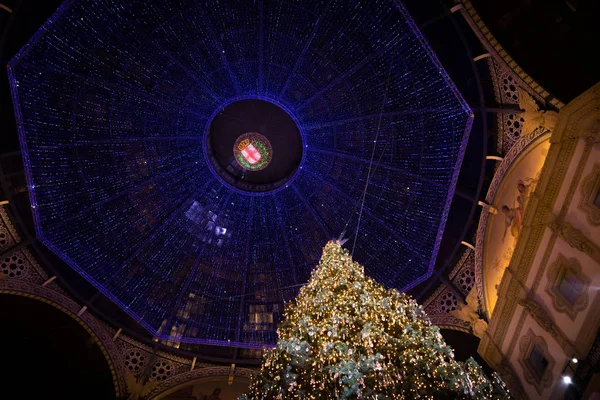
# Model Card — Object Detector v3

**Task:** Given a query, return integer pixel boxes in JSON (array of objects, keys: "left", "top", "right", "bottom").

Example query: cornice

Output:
[
  {"left": 456, "top": 0, "right": 564, "bottom": 110},
  {"left": 485, "top": 82, "right": 600, "bottom": 360}
]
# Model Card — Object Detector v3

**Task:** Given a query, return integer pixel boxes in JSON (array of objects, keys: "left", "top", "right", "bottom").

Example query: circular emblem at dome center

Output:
[
  {"left": 205, "top": 98, "right": 303, "bottom": 193},
  {"left": 233, "top": 132, "right": 272, "bottom": 171}
]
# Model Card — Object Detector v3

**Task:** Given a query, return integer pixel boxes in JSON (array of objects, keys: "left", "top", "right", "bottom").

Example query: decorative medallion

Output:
[
  {"left": 233, "top": 132, "right": 272, "bottom": 171},
  {"left": 545, "top": 253, "right": 590, "bottom": 321}
]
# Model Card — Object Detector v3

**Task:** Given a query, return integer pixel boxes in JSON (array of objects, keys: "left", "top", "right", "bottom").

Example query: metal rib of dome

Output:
[{"left": 9, "top": 0, "right": 472, "bottom": 347}]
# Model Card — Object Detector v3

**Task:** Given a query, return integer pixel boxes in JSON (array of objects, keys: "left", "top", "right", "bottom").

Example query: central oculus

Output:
[
  {"left": 205, "top": 99, "right": 303, "bottom": 193},
  {"left": 233, "top": 132, "right": 272, "bottom": 171}
]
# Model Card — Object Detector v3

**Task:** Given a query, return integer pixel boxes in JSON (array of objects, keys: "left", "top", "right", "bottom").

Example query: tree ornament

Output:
[{"left": 239, "top": 241, "right": 511, "bottom": 399}]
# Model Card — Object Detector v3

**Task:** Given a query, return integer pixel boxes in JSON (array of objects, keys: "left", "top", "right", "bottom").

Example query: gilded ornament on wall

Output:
[
  {"left": 517, "top": 329, "right": 555, "bottom": 396},
  {"left": 545, "top": 254, "right": 590, "bottom": 321},
  {"left": 518, "top": 90, "right": 558, "bottom": 136},
  {"left": 450, "top": 287, "right": 488, "bottom": 339},
  {"left": 579, "top": 165, "right": 600, "bottom": 226}
]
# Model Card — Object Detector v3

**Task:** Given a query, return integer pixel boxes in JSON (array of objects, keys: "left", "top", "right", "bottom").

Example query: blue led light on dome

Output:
[{"left": 9, "top": 0, "right": 472, "bottom": 347}]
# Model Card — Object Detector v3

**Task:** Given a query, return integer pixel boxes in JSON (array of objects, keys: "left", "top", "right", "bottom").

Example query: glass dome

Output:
[{"left": 9, "top": 0, "right": 472, "bottom": 347}]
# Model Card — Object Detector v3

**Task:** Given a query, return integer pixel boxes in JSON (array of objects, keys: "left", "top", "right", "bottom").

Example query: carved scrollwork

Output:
[
  {"left": 450, "top": 287, "right": 488, "bottom": 339},
  {"left": 545, "top": 254, "right": 590, "bottom": 321},
  {"left": 0, "top": 206, "right": 21, "bottom": 252},
  {"left": 548, "top": 218, "right": 600, "bottom": 264},
  {"left": 517, "top": 329, "right": 555, "bottom": 396},
  {"left": 145, "top": 366, "right": 256, "bottom": 399},
  {"left": 579, "top": 164, "right": 600, "bottom": 226},
  {"left": 423, "top": 284, "right": 470, "bottom": 333},
  {"left": 518, "top": 90, "right": 558, "bottom": 137}
]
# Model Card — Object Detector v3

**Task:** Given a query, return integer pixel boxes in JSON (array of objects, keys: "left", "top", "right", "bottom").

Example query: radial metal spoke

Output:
[
  {"left": 294, "top": 36, "right": 401, "bottom": 113},
  {"left": 304, "top": 166, "right": 426, "bottom": 263},
  {"left": 291, "top": 184, "right": 332, "bottom": 240},
  {"left": 47, "top": 160, "right": 199, "bottom": 229},
  {"left": 302, "top": 107, "right": 452, "bottom": 130},
  {"left": 277, "top": 0, "right": 342, "bottom": 98},
  {"left": 309, "top": 147, "right": 452, "bottom": 191}
]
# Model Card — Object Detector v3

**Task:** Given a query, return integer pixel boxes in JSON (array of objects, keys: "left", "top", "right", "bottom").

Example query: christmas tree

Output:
[{"left": 240, "top": 241, "right": 510, "bottom": 399}]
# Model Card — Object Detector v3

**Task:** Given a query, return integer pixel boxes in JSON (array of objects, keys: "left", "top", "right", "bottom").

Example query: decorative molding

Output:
[
  {"left": 503, "top": 231, "right": 559, "bottom": 363},
  {"left": 579, "top": 164, "right": 600, "bottom": 226},
  {"left": 495, "top": 362, "right": 528, "bottom": 400},
  {"left": 423, "top": 283, "right": 470, "bottom": 332},
  {"left": 547, "top": 218, "right": 600, "bottom": 265},
  {"left": 484, "top": 129, "right": 549, "bottom": 206},
  {"left": 517, "top": 295, "right": 570, "bottom": 351},
  {"left": 0, "top": 279, "right": 127, "bottom": 397},
  {"left": 449, "top": 248, "right": 473, "bottom": 280},
  {"left": 1, "top": 247, "right": 53, "bottom": 287},
  {"left": 120, "top": 344, "right": 152, "bottom": 378},
  {"left": 487, "top": 58, "right": 524, "bottom": 153},
  {"left": 0, "top": 208, "right": 260, "bottom": 399},
  {"left": 475, "top": 129, "right": 549, "bottom": 318},
  {"left": 545, "top": 254, "right": 591, "bottom": 321},
  {"left": 449, "top": 248, "right": 476, "bottom": 297},
  {"left": 485, "top": 80, "right": 599, "bottom": 344},
  {"left": 518, "top": 90, "right": 558, "bottom": 137},
  {"left": 457, "top": 0, "right": 564, "bottom": 110},
  {"left": 487, "top": 58, "right": 520, "bottom": 106},
  {"left": 116, "top": 335, "right": 203, "bottom": 380},
  {"left": 574, "top": 292, "right": 600, "bottom": 357},
  {"left": 0, "top": 268, "right": 227, "bottom": 399},
  {"left": 550, "top": 83, "right": 600, "bottom": 144},
  {"left": 146, "top": 366, "right": 256, "bottom": 399},
  {"left": 0, "top": 205, "right": 21, "bottom": 246},
  {"left": 479, "top": 84, "right": 600, "bottom": 384},
  {"left": 0, "top": 216, "right": 17, "bottom": 253},
  {"left": 496, "top": 137, "right": 581, "bottom": 350},
  {"left": 149, "top": 359, "right": 177, "bottom": 382},
  {"left": 450, "top": 287, "right": 488, "bottom": 339},
  {"left": 518, "top": 329, "right": 556, "bottom": 396}
]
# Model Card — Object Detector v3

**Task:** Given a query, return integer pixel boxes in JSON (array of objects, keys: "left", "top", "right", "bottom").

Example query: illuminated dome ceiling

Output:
[{"left": 9, "top": 0, "right": 472, "bottom": 347}]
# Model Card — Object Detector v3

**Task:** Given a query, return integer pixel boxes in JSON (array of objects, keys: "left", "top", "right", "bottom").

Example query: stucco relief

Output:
[
  {"left": 545, "top": 254, "right": 590, "bottom": 321},
  {"left": 487, "top": 58, "right": 524, "bottom": 154},
  {"left": 450, "top": 287, "right": 488, "bottom": 339},
  {"left": 478, "top": 132, "right": 550, "bottom": 316},
  {"left": 518, "top": 91, "right": 558, "bottom": 137},
  {"left": 578, "top": 164, "right": 600, "bottom": 226},
  {"left": 517, "top": 329, "right": 555, "bottom": 396},
  {"left": 147, "top": 366, "right": 256, "bottom": 399},
  {"left": 423, "top": 284, "right": 470, "bottom": 333},
  {"left": 0, "top": 206, "right": 21, "bottom": 252},
  {"left": 548, "top": 219, "right": 600, "bottom": 264}
]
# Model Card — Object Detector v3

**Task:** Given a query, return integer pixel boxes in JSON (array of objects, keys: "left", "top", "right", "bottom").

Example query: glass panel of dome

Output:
[{"left": 9, "top": 0, "right": 472, "bottom": 346}]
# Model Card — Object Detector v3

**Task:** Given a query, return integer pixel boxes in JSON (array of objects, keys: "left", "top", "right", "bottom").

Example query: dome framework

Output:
[{"left": 9, "top": 0, "right": 472, "bottom": 347}]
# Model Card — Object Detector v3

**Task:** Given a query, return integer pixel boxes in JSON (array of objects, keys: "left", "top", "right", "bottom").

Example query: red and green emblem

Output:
[{"left": 233, "top": 132, "right": 272, "bottom": 171}]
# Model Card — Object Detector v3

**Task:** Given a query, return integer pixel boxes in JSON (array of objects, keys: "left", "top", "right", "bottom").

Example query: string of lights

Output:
[{"left": 9, "top": 0, "right": 472, "bottom": 347}]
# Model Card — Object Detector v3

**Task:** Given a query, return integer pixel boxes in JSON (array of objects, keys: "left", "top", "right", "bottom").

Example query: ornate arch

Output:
[
  {"left": 147, "top": 366, "right": 256, "bottom": 399},
  {"left": 475, "top": 129, "right": 549, "bottom": 318},
  {"left": 0, "top": 279, "right": 127, "bottom": 397}
]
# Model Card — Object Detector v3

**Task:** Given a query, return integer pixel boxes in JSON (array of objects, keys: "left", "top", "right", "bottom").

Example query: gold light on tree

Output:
[{"left": 240, "top": 241, "right": 511, "bottom": 399}]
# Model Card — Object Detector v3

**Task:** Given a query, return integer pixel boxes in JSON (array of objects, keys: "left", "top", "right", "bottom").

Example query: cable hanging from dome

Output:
[{"left": 347, "top": 56, "right": 396, "bottom": 256}]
